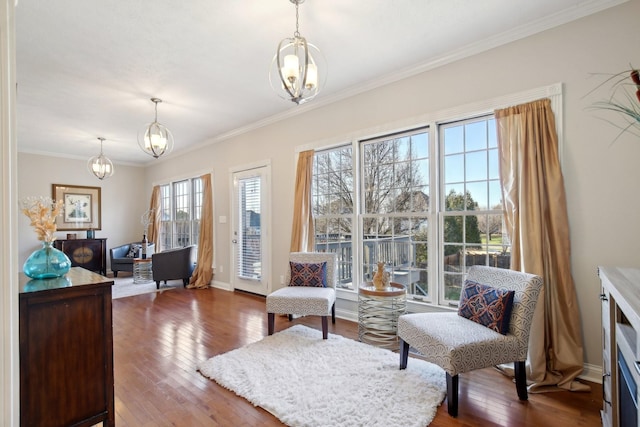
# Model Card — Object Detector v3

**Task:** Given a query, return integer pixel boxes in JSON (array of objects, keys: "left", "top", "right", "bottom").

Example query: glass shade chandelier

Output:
[
  {"left": 138, "top": 97, "right": 174, "bottom": 158},
  {"left": 87, "top": 137, "right": 114, "bottom": 180},
  {"left": 269, "top": 0, "right": 326, "bottom": 104}
]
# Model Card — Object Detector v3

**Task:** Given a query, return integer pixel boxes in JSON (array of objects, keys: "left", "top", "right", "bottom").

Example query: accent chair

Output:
[
  {"left": 151, "top": 245, "right": 196, "bottom": 289},
  {"left": 398, "top": 265, "right": 543, "bottom": 417},
  {"left": 266, "top": 252, "right": 338, "bottom": 339}
]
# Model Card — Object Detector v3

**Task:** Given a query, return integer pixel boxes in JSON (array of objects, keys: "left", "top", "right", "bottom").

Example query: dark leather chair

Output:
[
  {"left": 110, "top": 242, "right": 155, "bottom": 277},
  {"left": 151, "top": 245, "right": 196, "bottom": 289}
]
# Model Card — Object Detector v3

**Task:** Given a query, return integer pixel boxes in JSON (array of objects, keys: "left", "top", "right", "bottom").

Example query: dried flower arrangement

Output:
[
  {"left": 20, "top": 196, "right": 64, "bottom": 243},
  {"left": 589, "top": 66, "right": 640, "bottom": 142},
  {"left": 141, "top": 208, "right": 154, "bottom": 235}
]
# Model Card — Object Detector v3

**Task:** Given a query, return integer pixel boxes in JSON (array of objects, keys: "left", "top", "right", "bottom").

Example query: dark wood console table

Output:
[
  {"left": 19, "top": 267, "right": 114, "bottom": 426},
  {"left": 54, "top": 237, "right": 107, "bottom": 275}
]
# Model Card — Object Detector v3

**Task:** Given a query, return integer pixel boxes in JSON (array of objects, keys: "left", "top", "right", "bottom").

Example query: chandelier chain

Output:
[{"left": 294, "top": 1, "right": 300, "bottom": 38}]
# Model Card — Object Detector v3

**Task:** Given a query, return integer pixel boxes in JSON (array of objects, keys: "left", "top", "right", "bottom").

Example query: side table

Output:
[
  {"left": 358, "top": 282, "right": 407, "bottom": 349},
  {"left": 133, "top": 258, "right": 153, "bottom": 284}
]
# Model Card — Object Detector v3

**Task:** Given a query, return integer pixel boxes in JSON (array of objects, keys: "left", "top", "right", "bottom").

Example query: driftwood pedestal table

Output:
[{"left": 358, "top": 282, "right": 407, "bottom": 349}]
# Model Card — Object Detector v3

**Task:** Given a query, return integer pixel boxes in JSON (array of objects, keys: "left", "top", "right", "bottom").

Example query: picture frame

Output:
[{"left": 51, "top": 184, "right": 101, "bottom": 231}]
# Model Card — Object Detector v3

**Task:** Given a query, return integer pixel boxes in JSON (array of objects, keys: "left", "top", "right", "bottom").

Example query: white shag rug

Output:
[
  {"left": 111, "top": 276, "right": 183, "bottom": 299},
  {"left": 198, "top": 324, "right": 446, "bottom": 427}
]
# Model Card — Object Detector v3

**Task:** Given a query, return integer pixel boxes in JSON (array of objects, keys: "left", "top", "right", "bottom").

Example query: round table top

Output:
[
  {"left": 359, "top": 282, "right": 406, "bottom": 297},
  {"left": 133, "top": 258, "right": 152, "bottom": 264}
]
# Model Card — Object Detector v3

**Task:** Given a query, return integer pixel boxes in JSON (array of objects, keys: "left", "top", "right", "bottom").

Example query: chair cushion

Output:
[
  {"left": 266, "top": 286, "right": 336, "bottom": 316},
  {"left": 458, "top": 280, "right": 514, "bottom": 335},
  {"left": 398, "top": 312, "right": 521, "bottom": 375},
  {"left": 289, "top": 262, "right": 327, "bottom": 287}
]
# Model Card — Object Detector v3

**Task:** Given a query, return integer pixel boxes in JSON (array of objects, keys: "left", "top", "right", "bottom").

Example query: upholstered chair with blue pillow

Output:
[
  {"left": 266, "top": 252, "right": 338, "bottom": 339},
  {"left": 398, "top": 265, "right": 543, "bottom": 417}
]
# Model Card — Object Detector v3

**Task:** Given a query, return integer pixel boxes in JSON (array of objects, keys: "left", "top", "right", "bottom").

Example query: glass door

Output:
[{"left": 231, "top": 165, "right": 270, "bottom": 295}]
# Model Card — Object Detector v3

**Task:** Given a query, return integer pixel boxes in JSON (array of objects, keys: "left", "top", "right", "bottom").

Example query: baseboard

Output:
[
  {"left": 336, "top": 308, "right": 357, "bottom": 323},
  {"left": 579, "top": 362, "right": 602, "bottom": 384},
  {"left": 212, "top": 280, "right": 232, "bottom": 291}
]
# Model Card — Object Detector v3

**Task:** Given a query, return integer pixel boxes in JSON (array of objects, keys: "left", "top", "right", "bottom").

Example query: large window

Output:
[
  {"left": 361, "top": 129, "right": 430, "bottom": 297},
  {"left": 312, "top": 116, "right": 509, "bottom": 307},
  {"left": 313, "top": 146, "right": 354, "bottom": 288},
  {"left": 159, "top": 176, "right": 203, "bottom": 250},
  {"left": 440, "top": 116, "right": 509, "bottom": 306}
]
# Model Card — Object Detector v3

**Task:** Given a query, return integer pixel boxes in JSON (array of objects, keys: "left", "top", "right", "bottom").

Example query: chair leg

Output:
[
  {"left": 399, "top": 339, "right": 409, "bottom": 369},
  {"left": 321, "top": 316, "right": 328, "bottom": 339},
  {"left": 515, "top": 360, "right": 528, "bottom": 400},
  {"left": 156, "top": 281, "right": 160, "bottom": 290},
  {"left": 113, "top": 271, "right": 118, "bottom": 278},
  {"left": 288, "top": 314, "right": 293, "bottom": 322},
  {"left": 446, "top": 373, "right": 459, "bottom": 417},
  {"left": 267, "top": 313, "right": 275, "bottom": 335},
  {"left": 331, "top": 303, "right": 336, "bottom": 324}
]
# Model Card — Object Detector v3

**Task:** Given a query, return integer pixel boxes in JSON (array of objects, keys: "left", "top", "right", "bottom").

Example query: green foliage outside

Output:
[{"left": 443, "top": 189, "right": 481, "bottom": 256}]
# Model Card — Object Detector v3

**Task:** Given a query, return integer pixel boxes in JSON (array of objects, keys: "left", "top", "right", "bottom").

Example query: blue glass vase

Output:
[{"left": 23, "top": 241, "right": 71, "bottom": 279}]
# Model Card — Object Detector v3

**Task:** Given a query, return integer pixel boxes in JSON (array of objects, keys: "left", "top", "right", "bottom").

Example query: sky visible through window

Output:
[{"left": 443, "top": 118, "right": 499, "bottom": 210}]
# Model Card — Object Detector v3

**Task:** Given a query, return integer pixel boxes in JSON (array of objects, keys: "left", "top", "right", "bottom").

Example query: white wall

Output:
[
  {"left": 17, "top": 153, "right": 148, "bottom": 269},
  {"left": 16, "top": 0, "right": 640, "bottom": 376}
]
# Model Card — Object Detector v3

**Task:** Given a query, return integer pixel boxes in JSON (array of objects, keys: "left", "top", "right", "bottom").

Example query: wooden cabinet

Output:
[
  {"left": 19, "top": 267, "right": 114, "bottom": 427},
  {"left": 599, "top": 267, "right": 640, "bottom": 427},
  {"left": 54, "top": 238, "right": 107, "bottom": 275}
]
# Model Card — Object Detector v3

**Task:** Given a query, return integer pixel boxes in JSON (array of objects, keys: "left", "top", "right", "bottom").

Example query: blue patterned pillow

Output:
[
  {"left": 288, "top": 262, "right": 327, "bottom": 287},
  {"left": 457, "top": 279, "right": 515, "bottom": 335}
]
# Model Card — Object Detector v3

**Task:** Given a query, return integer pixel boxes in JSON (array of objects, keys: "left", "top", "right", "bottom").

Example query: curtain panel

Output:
[
  {"left": 495, "top": 98, "right": 587, "bottom": 392},
  {"left": 147, "top": 185, "right": 161, "bottom": 251},
  {"left": 290, "top": 150, "right": 315, "bottom": 252},
  {"left": 188, "top": 173, "right": 214, "bottom": 289}
]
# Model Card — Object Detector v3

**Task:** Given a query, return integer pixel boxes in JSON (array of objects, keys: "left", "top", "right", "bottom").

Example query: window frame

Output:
[
  {"left": 438, "top": 115, "right": 508, "bottom": 307},
  {"left": 307, "top": 83, "right": 562, "bottom": 309},
  {"left": 159, "top": 175, "right": 203, "bottom": 250}
]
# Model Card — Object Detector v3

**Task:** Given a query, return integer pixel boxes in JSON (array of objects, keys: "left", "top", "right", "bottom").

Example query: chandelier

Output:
[
  {"left": 269, "top": 0, "right": 326, "bottom": 104},
  {"left": 138, "top": 97, "right": 174, "bottom": 158},
  {"left": 87, "top": 137, "right": 114, "bottom": 180}
]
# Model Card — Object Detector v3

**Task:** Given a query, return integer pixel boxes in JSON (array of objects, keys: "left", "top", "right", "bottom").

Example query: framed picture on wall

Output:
[{"left": 51, "top": 184, "right": 101, "bottom": 231}]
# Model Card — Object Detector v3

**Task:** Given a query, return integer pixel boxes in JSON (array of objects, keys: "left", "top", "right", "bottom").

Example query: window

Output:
[
  {"left": 159, "top": 176, "right": 203, "bottom": 250},
  {"left": 311, "top": 117, "right": 509, "bottom": 307},
  {"left": 313, "top": 146, "right": 354, "bottom": 288},
  {"left": 361, "top": 129, "right": 430, "bottom": 297},
  {"left": 237, "top": 174, "right": 261, "bottom": 280},
  {"left": 440, "top": 116, "right": 509, "bottom": 306},
  {"left": 309, "top": 85, "right": 562, "bottom": 307}
]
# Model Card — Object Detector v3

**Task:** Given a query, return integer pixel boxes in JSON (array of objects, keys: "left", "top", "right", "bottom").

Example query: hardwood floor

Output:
[{"left": 112, "top": 286, "right": 602, "bottom": 426}]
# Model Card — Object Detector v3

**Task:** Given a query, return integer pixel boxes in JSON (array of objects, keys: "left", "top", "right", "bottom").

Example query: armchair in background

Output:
[
  {"left": 151, "top": 245, "right": 196, "bottom": 289},
  {"left": 110, "top": 241, "right": 155, "bottom": 277}
]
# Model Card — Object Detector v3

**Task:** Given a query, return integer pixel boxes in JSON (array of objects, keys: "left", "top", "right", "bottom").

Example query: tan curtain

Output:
[
  {"left": 188, "top": 173, "right": 214, "bottom": 289},
  {"left": 147, "top": 185, "right": 161, "bottom": 251},
  {"left": 495, "top": 98, "right": 588, "bottom": 392},
  {"left": 290, "top": 150, "right": 315, "bottom": 252}
]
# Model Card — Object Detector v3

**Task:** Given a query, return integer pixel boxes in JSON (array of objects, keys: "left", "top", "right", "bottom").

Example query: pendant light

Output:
[
  {"left": 87, "top": 137, "right": 114, "bottom": 180},
  {"left": 138, "top": 97, "right": 174, "bottom": 158},
  {"left": 269, "top": 0, "right": 326, "bottom": 104}
]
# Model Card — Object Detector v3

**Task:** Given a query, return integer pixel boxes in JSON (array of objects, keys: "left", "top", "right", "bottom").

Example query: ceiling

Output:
[{"left": 15, "top": 0, "right": 624, "bottom": 166}]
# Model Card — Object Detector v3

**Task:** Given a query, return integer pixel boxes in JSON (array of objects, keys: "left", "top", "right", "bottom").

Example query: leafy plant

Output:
[{"left": 589, "top": 66, "right": 640, "bottom": 142}]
